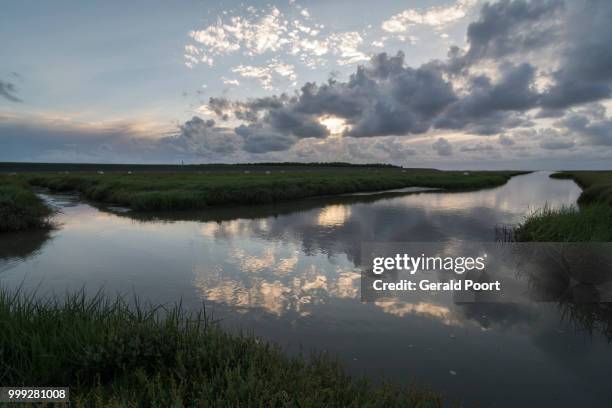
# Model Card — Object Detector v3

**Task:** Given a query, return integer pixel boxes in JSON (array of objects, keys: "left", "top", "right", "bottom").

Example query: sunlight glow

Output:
[
  {"left": 317, "top": 205, "right": 351, "bottom": 227},
  {"left": 319, "top": 115, "right": 349, "bottom": 136}
]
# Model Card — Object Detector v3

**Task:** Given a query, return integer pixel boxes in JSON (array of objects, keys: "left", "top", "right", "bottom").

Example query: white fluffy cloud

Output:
[
  {"left": 382, "top": 0, "right": 478, "bottom": 33},
  {"left": 5, "top": 0, "right": 612, "bottom": 168},
  {"left": 328, "top": 32, "right": 369, "bottom": 65},
  {"left": 232, "top": 60, "right": 297, "bottom": 90},
  {"left": 221, "top": 77, "right": 240, "bottom": 86},
  {"left": 184, "top": 4, "right": 371, "bottom": 88},
  {"left": 188, "top": 7, "right": 287, "bottom": 61}
]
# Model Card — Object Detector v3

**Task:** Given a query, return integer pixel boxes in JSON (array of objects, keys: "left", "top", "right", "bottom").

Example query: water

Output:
[{"left": 2, "top": 171, "right": 611, "bottom": 406}]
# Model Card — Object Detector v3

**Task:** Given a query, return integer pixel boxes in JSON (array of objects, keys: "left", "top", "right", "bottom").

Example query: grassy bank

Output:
[
  {"left": 0, "top": 289, "right": 442, "bottom": 407},
  {"left": 0, "top": 176, "right": 52, "bottom": 232},
  {"left": 514, "top": 204, "right": 612, "bottom": 241},
  {"left": 515, "top": 171, "right": 612, "bottom": 242},
  {"left": 550, "top": 171, "right": 612, "bottom": 205},
  {"left": 25, "top": 170, "right": 524, "bottom": 211}
]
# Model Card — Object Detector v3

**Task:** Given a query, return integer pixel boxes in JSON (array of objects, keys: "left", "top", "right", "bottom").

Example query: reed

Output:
[
  {"left": 515, "top": 204, "right": 612, "bottom": 242},
  {"left": 516, "top": 171, "right": 612, "bottom": 242},
  {"left": 24, "top": 170, "right": 524, "bottom": 211},
  {"left": 0, "top": 176, "right": 52, "bottom": 232},
  {"left": 0, "top": 288, "right": 442, "bottom": 407}
]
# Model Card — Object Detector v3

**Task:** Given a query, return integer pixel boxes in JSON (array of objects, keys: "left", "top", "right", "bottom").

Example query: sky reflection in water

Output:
[{"left": 2, "top": 172, "right": 611, "bottom": 407}]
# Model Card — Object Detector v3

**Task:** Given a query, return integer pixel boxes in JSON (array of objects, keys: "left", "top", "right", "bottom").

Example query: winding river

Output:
[{"left": 2, "top": 171, "right": 611, "bottom": 407}]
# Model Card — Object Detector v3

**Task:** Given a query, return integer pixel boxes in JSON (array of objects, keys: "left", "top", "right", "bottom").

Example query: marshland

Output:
[
  {"left": 0, "top": 177, "right": 52, "bottom": 232},
  {"left": 20, "top": 167, "right": 523, "bottom": 211},
  {"left": 1, "top": 165, "right": 612, "bottom": 407},
  {"left": 0, "top": 289, "right": 441, "bottom": 407},
  {"left": 515, "top": 171, "right": 612, "bottom": 241}
]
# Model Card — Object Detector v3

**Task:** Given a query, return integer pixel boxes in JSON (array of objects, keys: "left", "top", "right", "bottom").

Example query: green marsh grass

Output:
[
  {"left": 0, "top": 176, "right": 52, "bottom": 232},
  {"left": 25, "top": 170, "right": 524, "bottom": 211},
  {"left": 515, "top": 204, "right": 612, "bottom": 242},
  {"left": 0, "top": 288, "right": 442, "bottom": 407},
  {"left": 516, "top": 171, "right": 612, "bottom": 242},
  {"left": 551, "top": 171, "right": 612, "bottom": 205}
]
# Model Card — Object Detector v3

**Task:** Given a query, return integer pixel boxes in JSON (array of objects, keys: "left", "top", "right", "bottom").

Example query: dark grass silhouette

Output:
[{"left": 0, "top": 288, "right": 444, "bottom": 407}]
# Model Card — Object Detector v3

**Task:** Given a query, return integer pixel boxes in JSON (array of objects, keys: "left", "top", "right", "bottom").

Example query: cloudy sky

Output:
[{"left": 1, "top": 0, "right": 612, "bottom": 169}]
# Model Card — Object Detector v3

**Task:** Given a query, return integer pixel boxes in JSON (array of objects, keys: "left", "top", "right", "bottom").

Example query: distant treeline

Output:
[
  {"left": 241, "top": 162, "right": 400, "bottom": 168},
  {"left": 0, "top": 161, "right": 412, "bottom": 174}
]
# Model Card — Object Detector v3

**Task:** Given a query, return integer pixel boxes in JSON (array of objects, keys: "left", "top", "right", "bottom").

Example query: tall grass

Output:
[
  {"left": 551, "top": 171, "right": 612, "bottom": 205},
  {"left": 516, "top": 171, "right": 612, "bottom": 242},
  {"left": 25, "top": 170, "right": 524, "bottom": 211},
  {"left": 0, "top": 176, "right": 52, "bottom": 232},
  {"left": 515, "top": 204, "right": 612, "bottom": 242},
  {"left": 0, "top": 288, "right": 443, "bottom": 407}
]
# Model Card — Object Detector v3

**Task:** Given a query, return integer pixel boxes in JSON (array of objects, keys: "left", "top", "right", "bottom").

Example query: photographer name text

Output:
[
  {"left": 372, "top": 279, "right": 501, "bottom": 292},
  {"left": 370, "top": 253, "right": 501, "bottom": 292}
]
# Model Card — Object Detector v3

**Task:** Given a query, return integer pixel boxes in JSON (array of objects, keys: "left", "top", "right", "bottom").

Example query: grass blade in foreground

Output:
[
  {"left": 0, "top": 288, "right": 443, "bottom": 407},
  {"left": 515, "top": 171, "right": 612, "bottom": 242},
  {"left": 0, "top": 176, "right": 52, "bottom": 232}
]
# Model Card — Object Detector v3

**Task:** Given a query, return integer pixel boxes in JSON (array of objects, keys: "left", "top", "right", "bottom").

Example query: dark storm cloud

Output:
[
  {"left": 452, "top": 0, "right": 612, "bottom": 111},
  {"left": 234, "top": 124, "right": 297, "bottom": 153},
  {"left": 539, "top": 138, "right": 575, "bottom": 150},
  {"left": 559, "top": 112, "right": 612, "bottom": 146},
  {"left": 292, "top": 81, "right": 364, "bottom": 119},
  {"left": 208, "top": 97, "right": 232, "bottom": 121},
  {"left": 208, "top": 95, "right": 290, "bottom": 123},
  {"left": 232, "top": 52, "right": 457, "bottom": 141},
  {"left": 498, "top": 134, "right": 515, "bottom": 146},
  {"left": 231, "top": 95, "right": 289, "bottom": 123},
  {"left": 0, "top": 114, "right": 242, "bottom": 162},
  {"left": 296, "top": 53, "right": 457, "bottom": 138},
  {"left": 5, "top": 0, "right": 610, "bottom": 163},
  {"left": 434, "top": 63, "right": 538, "bottom": 134},
  {"left": 535, "top": 128, "right": 575, "bottom": 150},
  {"left": 447, "top": 0, "right": 612, "bottom": 113},
  {"left": 0, "top": 115, "right": 139, "bottom": 161},
  {"left": 188, "top": 0, "right": 612, "bottom": 156},
  {"left": 541, "top": 78, "right": 611, "bottom": 110},
  {"left": 239, "top": 95, "right": 287, "bottom": 116},
  {"left": 0, "top": 80, "right": 22, "bottom": 102},
  {"left": 205, "top": 52, "right": 535, "bottom": 151},
  {"left": 540, "top": 0, "right": 612, "bottom": 108},
  {"left": 167, "top": 116, "right": 241, "bottom": 156},
  {"left": 432, "top": 137, "right": 453, "bottom": 156},
  {"left": 373, "top": 138, "right": 417, "bottom": 159},
  {"left": 267, "top": 108, "right": 328, "bottom": 138},
  {"left": 449, "top": 0, "right": 564, "bottom": 70},
  {"left": 211, "top": 51, "right": 458, "bottom": 148}
]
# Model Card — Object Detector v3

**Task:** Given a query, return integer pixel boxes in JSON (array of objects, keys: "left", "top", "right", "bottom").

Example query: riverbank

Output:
[
  {"left": 515, "top": 171, "right": 612, "bottom": 241},
  {"left": 0, "top": 288, "right": 442, "bottom": 407},
  {"left": 551, "top": 171, "right": 612, "bottom": 205},
  {"left": 0, "top": 176, "right": 52, "bottom": 232},
  {"left": 24, "top": 169, "right": 525, "bottom": 211}
]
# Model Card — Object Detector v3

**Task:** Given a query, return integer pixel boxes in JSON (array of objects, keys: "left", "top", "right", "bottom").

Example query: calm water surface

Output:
[{"left": 2, "top": 171, "right": 611, "bottom": 407}]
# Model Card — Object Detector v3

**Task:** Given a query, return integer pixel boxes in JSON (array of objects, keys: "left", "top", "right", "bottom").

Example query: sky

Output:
[{"left": 1, "top": 0, "right": 612, "bottom": 169}]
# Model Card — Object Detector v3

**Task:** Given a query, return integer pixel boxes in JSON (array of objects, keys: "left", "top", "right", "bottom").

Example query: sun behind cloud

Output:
[{"left": 318, "top": 115, "right": 349, "bottom": 136}]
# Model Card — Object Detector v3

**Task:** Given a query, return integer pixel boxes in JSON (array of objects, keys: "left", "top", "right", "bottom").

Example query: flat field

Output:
[{"left": 21, "top": 168, "right": 525, "bottom": 211}]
